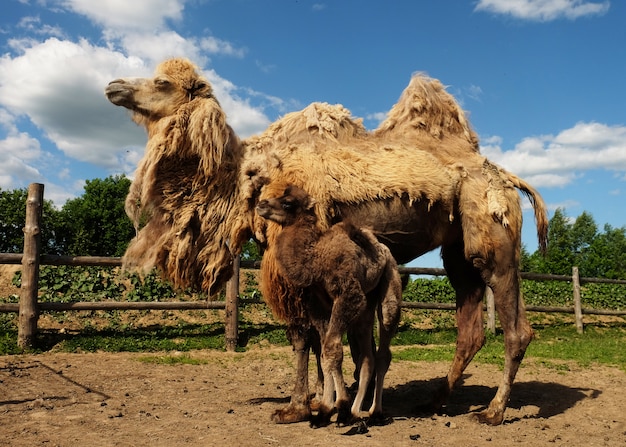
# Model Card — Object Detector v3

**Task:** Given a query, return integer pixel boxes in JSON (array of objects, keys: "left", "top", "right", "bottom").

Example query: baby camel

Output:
[{"left": 256, "top": 183, "right": 402, "bottom": 426}]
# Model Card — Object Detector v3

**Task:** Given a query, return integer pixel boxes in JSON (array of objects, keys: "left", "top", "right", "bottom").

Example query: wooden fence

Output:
[{"left": 1, "top": 183, "right": 626, "bottom": 350}]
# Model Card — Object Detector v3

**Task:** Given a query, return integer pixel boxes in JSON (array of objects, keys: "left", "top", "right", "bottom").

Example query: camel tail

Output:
[{"left": 509, "top": 173, "right": 549, "bottom": 254}]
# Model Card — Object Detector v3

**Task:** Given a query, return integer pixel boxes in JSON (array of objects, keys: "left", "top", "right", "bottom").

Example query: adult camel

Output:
[{"left": 105, "top": 58, "right": 548, "bottom": 426}]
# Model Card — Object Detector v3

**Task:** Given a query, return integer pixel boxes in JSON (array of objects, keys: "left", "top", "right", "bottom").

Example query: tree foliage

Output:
[
  {"left": 525, "top": 208, "right": 626, "bottom": 279},
  {"left": 57, "top": 175, "right": 135, "bottom": 256},
  {"left": 2, "top": 181, "right": 625, "bottom": 280},
  {"left": 0, "top": 187, "right": 62, "bottom": 254},
  {"left": 0, "top": 176, "right": 134, "bottom": 257}
]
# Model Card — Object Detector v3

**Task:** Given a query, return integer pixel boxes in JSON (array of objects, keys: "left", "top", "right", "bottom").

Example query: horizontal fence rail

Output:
[{"left": 1, "top": 183, "right": 625, "bottom": 350}]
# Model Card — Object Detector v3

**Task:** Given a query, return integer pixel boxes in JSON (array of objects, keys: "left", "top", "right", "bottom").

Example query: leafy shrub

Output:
[
  {"left": 125, "top": 270, "right": 177, "bottom": 302},
  {"left": 403, "top": 277, "right": 455, "bottom": 303},
  {"left": 402, "top": 276, "right": 625, "bottom": 310},
  {"left": 13, "top": 265, "right": 125, "bottom": 303}
]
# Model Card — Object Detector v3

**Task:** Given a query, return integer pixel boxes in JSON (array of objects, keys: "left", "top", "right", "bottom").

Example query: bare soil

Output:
[
  {"left": 2, "top": 265, "right": 626, "bottom": 446},
  {"left": 1, "top": 349, "right": 625, "bottom": 447}
]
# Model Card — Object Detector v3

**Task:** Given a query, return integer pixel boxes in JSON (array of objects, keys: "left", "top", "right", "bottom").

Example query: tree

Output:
[
  {"left": 570, "top": 211, "right": 597, "bottom": 275},
  {"left": 58, "top": 175, "right": 135, "bottom": 256},
  {"left": 241, "top": 239, "right": 261, "bottom": 262},
  {"left": 542, "top": 208, "right": 575, "bottom": 275},
  {"left": 585, "top": 224, "right": 626, "bottom": 279},
  {"left": 523, "top": 208, "right": 626, "bottom": 279},
  {"left": 0, "top": 187, "right": 62, "bottom": 254}
]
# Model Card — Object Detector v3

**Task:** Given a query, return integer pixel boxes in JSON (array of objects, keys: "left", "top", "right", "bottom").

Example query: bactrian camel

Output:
[
  {"left": 105, "top": 58, "right": 548, "bottom": 426},
  {"left": 256, "top": 182, "right": 402, "bottom": 426}
]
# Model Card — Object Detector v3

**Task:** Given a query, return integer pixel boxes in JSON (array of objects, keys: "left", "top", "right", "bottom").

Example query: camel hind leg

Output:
[
  {"left": 476, "top": 247, "right": 533, "bottom": 425},
  {"left": 368, "top": 261, "right": 402, "bottom": 420},
  {"left": 444, "top": 209, "right": 533, "bottom": 425},
  {"left": 349, "top": 311, "right": 377, "bottom": 420}
]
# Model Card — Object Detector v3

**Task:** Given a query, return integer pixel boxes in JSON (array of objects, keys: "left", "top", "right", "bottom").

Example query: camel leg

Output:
[
  {"left": 350, "top": 312, "right": 376, "bottom": 419},
  {"left": 369, "top": 264, "right": 402, "bottom": 419},
  {"left": 311, "top": 290, "right": 365, "bottom": 427},
  {"left": 310, "top": 326, "right": 344, "bottom": 428},
  {"left": 432, "top": 242, "right": 486, "bottom": 412},
  {"left": 309, "top": 330, "right": 324, "bottom": 411},
  {"left": 368, "top": 319, "right": 393, "bottom": 419},
  {"left": 347, "top": 327, "right": 376, "bottom": 385},
  {"left": 475, "top": 255, "right": 533, "bottom": 425},
  {"left": 271, "top": 325, "right": 315, "bottom": 423}
]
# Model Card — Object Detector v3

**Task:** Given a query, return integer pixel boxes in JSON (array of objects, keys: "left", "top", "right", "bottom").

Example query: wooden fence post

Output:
[
  {"left": 18, "top": 183, "right": 44, "bottom": 349},
  {"left": 225, "top": 255, "right": 240, "bottom": 351},
  {"left": 572, "top": 266, "right": 584, "bottom": 334},
  {"left": 485, "top": 286, "right": 496, "bottom": 333}
]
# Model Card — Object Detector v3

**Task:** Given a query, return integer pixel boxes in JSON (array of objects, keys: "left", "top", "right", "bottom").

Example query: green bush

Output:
[{"left": 402, "top": 276, "right": 625, "bottom": 311}]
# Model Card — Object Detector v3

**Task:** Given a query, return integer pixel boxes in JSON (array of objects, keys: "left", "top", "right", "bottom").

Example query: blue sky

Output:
[{"left": 1, "top": 0, "right": 625, "bottom": 268}]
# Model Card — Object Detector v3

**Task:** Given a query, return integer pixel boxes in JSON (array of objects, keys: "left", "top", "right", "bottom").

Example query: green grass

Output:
[
  {"left": 137, "top": 353, "right": 209, "bottom": 365},
  {"left": 392, "top": 322, "right": 626, "bottom": 371},
  {"left": 1, "top": 310, "right": 625, "bottom": 372}
]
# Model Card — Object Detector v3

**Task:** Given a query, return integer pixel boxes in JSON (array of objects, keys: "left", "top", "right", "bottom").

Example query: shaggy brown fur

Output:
[
  {"left": 105, "top": 58, "right": 549, "bottom": 426},
  {"left": 106, "top": 59, "right": 251, "bottom": 296},
  {"left": 256, "top": 183, "right": 402, "bottom": 426}
]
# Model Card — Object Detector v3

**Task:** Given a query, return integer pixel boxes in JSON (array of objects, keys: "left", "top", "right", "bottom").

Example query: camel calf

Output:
[{"left": 256, "top": 183, "right": 402, "bottom": 426}]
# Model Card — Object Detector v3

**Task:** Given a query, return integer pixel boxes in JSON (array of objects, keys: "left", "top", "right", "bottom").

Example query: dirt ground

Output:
[
  {"left": 2, "top": 265, "right": 626, "bottom": 446},
  {"left": 1, "top": 348, "right": 625, "bottom": 447}
]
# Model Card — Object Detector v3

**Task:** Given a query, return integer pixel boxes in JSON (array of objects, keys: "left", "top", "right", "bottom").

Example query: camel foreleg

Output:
[{"left": 271, "top": 325, "right": 317, "bottom": 424}]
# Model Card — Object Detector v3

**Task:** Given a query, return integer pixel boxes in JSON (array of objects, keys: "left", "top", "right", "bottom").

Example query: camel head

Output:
[
  {"left": 105, "top": 58, "right": 214, "bottom": 127},
  {"left": 256, "top": 184, "right": 316, "bottom": 226}
]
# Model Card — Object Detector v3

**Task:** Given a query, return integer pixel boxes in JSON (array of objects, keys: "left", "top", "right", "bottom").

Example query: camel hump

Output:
[{"left": 375, "top": 73, "right": 480, "bottom": 151}]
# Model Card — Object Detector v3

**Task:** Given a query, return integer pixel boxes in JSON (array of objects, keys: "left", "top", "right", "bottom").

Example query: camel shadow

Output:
[
  {"left": 382, "top": 374, "right": 601, "bottom": 421},
  {"left": 244, "top": 374, "right": 600, "bottom": 429}
]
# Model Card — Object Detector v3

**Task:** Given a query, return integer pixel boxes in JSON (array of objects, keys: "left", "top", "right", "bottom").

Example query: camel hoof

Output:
[
  {"left": 342, "top": 419, "right": 369, "bottom": 435},
  {"left": 309, "top": 413, "right": 331, "bottom": 428},
  {"left": 471, "top": 408, "right": 504, "bottom": 426},
  {"left": 309, "top": 397, "right": 321, "bottom": 412},
  {"left": 367, "top": 412, "right": 393, "bottom": 426},
  {"left": 335, "top": 403, "right": 353, "bottom": 427},
  {"left": 309, "top": 405, "right": 335, "bottom": 428},
  {"left": 271, "top": 404, "right": 311, "bottom": 424}
]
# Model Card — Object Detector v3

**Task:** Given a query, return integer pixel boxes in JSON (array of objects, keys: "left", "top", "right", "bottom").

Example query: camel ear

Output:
[
  {"left": 303, "top": 195, "right": 316, "bottom": 210},
  {"left": 189, "top": 79, "right": 213, "bottom": 99}
]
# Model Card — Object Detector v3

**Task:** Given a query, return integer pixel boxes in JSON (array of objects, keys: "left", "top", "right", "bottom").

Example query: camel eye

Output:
[
  {"left": 282, "top": 200, "right": 296, "bottom": 211},
  {"left": 154, "top": 78, "right": 171, "bottom": 89}
]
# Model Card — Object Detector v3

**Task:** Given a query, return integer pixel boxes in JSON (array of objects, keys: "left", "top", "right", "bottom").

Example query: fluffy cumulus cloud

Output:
[
  {"left": 480, "top": 122, "right": 626, "bottom": 187},
  {"left": 58, "top": 0, "right": 185, "bottom": 31},
  {"left": 474, "top": 0, "right": 610, "bottom": 21},
  {"left": 0, "top": 38, "right": 147, "bottom": 164},
  {"left": 0, "top": 1, "right": 274, "bottom": 201}
]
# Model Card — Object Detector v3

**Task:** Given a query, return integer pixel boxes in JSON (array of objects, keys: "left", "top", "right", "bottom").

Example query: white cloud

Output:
[
  {"left": 57, "top": 0, "right": 185, "bottom": 31},
  {"left": 475, "top": 0, "right": 610, "bottom": 21},
  {"left": 0, "top": 1, "right": 289, "bottom": 200},
  {"left": 204, "top": 69, "right": 272, "bottom": 138},
  {"left": 17, "top": 16, "right": 65, "bottom": 38},
  {"left": 0, "top": 107, "right": 46, "bottom": 188},
  {"left": 480, "top": 122, "right": 626, "bottom": 188},
  {"left": 0, "top": 38, "right": 147, "bottom": 167},
  {"left": 199, "top": 36, "right": 246, "bottom": 58},
  {"left": 117, "top": 30, "right": 205, "bottom": 67},
  {"left": 466, "top": 84, "right": 483, "bottom": 102}
]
